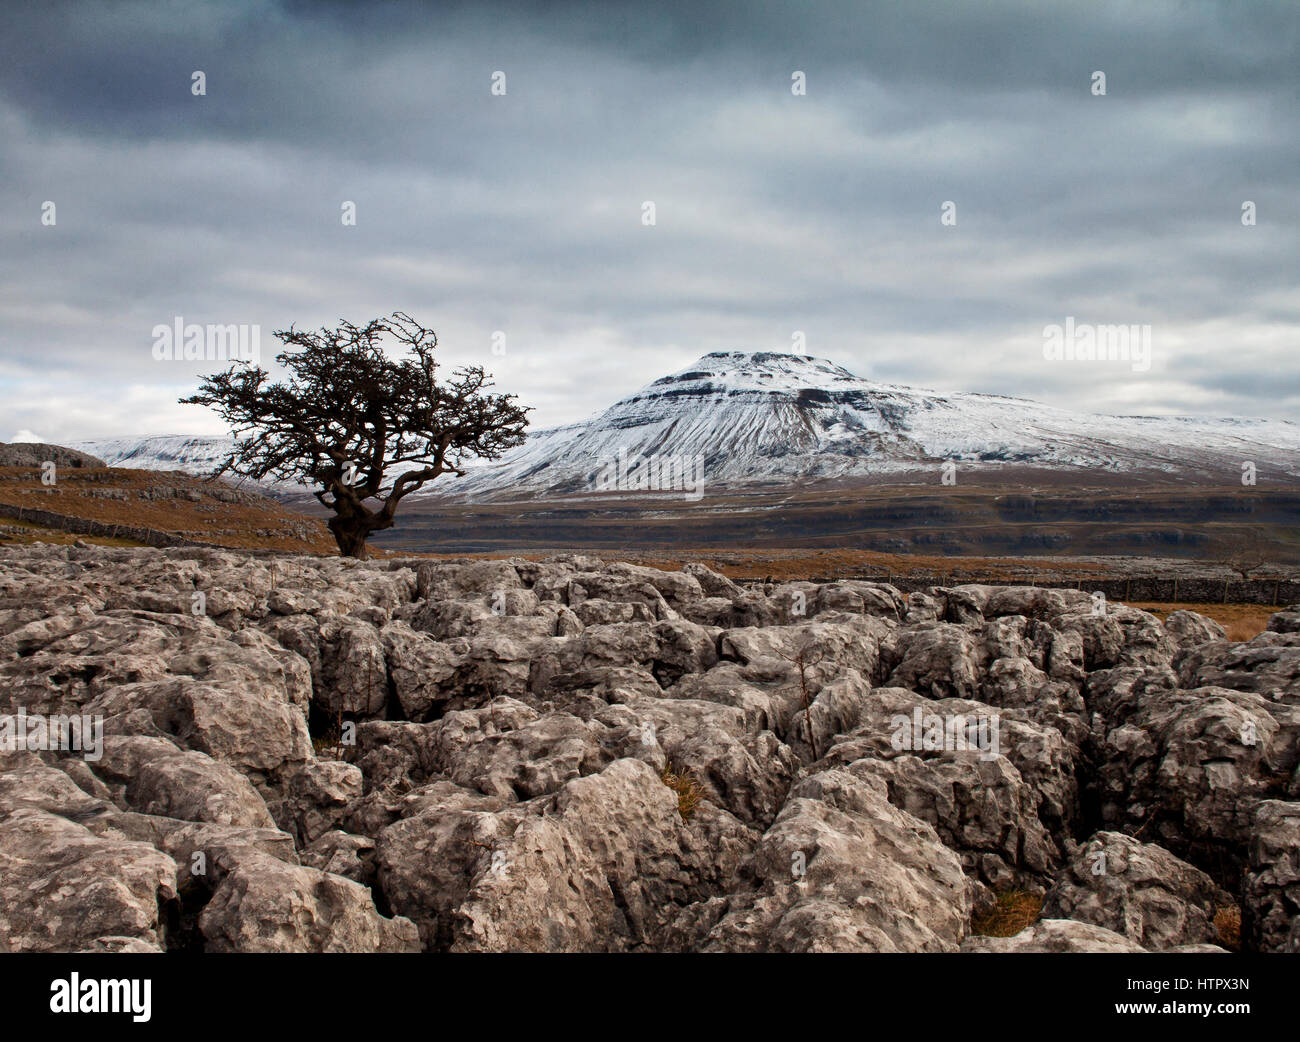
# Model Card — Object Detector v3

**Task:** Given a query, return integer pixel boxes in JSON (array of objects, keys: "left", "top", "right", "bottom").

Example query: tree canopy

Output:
[{"left": 181, "top": 312, "right": 529, "bottom": 557}]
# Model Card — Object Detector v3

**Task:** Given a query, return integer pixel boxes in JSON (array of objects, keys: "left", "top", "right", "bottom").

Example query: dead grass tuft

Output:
[
  {"left": 1213, "top": 905, "right": 1242, "bottom": 950},
  {"left": 970, "top": 889, "right": 1044, "bottom": 938}
]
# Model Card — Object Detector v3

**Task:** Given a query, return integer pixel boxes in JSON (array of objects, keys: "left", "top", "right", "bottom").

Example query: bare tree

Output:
[
  {"left": 181, "top": 312, "right": 529, "bottom": 558},
  {"left": 780, "top": 639, "right": 826, "bottom": 762},
  {"left": 1215, "top": 528, "right": 1273, "bottom": 580}
]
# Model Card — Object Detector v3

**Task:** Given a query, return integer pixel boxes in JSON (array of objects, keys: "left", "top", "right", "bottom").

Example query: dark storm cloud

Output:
[{"left": 1, "top": 0, "right": 1297, "bottom": 442}]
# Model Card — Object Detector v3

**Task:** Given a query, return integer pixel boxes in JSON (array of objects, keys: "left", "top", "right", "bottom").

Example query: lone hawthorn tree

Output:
[
  {"left": 181, "top": 312, "right": 529, "bottom": 558},
  {"left": 1215, "top": 528, "right": 1274, "bottom": 580}
]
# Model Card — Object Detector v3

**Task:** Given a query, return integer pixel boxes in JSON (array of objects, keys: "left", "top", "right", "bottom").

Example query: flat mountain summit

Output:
[{"left": 436, "top": 351, "right": 1300, "bottom": 499}]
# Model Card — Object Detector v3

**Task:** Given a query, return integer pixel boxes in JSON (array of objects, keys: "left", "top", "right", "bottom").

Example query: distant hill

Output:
[
  {"left": 0, "top": 441, "right": 105, "bottom": 469},
  {"left": 0, "top": 445, "right": 333, "bottom": 554},
  {"left": 69, "top": 435, "right": 236, "bottom": 477}
]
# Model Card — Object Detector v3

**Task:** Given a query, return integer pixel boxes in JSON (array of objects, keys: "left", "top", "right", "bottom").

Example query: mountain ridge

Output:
[
  {"left": 432, "top": 351, "right": 1300, "bottom": 499},
  {"left": 68, "top": 351, "right": 1300, "bottom": 499}
]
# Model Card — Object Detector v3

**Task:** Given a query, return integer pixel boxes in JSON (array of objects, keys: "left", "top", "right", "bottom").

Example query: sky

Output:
[{"left": 2, "top": 0, "right": 1298, "bottom": 443}]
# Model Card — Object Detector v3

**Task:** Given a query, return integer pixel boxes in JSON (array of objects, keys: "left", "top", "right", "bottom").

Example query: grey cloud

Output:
[{"left": 0, "top": 0, "right": 1296, "bottom": 443}]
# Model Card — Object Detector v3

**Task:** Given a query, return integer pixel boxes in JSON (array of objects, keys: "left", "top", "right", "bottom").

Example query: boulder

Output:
[
  {"left": 961, "top": 919, "right": 1145, "bottom": 953},
  {"left": 1041, "top": 832, "right": 1234, "bottom": 950},
  {"left": 688, "top": 769, "right": 970, "bottom": 952},
  {"left": 198, "top": 852, "right": 421, "bottom": 952}
]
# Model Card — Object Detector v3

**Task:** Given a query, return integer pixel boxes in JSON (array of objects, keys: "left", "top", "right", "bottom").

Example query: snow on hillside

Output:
[
  {"left": 72, "top": 352, "right": 1300, "bottom": 498},
  {"left": 429, "top": 351, "right": 1300, "bottom": 498},
  {"left": 71, "top": 435, "right": 237, "bottom": 476}
]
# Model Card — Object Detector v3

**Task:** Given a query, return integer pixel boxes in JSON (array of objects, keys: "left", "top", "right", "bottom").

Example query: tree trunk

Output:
[{"left": 329, "top": 515, "right": 372, "bottom": 559}]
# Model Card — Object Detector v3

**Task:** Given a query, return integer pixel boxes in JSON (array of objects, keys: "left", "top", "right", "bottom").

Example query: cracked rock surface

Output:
[{"left": 1, "top": 545, "right": 1293, "bottom": 951}]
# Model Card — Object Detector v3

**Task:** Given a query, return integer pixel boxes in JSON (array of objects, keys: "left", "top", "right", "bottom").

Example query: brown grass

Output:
[
  {"left": 1129, "top": 601, "right": 1274, "bottom": 642},
  {"left": 1213, "top": 905, "right": 1242, "bottom": 951},
  {"left": 0, "top": 465, "right": 334, "bottom": 554},
  {"left": 572, "top": 547, "right": 1111, "bottom": 582},
  {"left": 660, "top": 764, "right": 706, "bottom": 822},
  {"left": 378, "top": 545, "right": 1112, "bottom": 579},
  {"left": 970, "top": 890, "right": 1044, "bottom": 937},
  {"left": 363, "top": 473, "right": 1300, "bottom": 563},
  {"left": 0, "top": 517, "right": 148, "bottom": 549}
]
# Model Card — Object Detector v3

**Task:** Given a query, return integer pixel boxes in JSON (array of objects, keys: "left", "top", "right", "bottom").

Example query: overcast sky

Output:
[{"left": 2, "top": 0, "right": 1298, "bottom": 443}]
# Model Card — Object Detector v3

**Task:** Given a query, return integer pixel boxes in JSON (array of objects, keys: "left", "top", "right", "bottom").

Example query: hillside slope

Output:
[
  {"left": 439, "top": 352, "right": 1300, "bottom": 499},
  {"left": 0, "top": 453, "right": 333, "bottom": 553}
]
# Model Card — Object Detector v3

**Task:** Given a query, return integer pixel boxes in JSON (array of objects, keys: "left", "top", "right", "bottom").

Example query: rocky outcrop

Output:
[
  {"left": 1243, "top": 801, "right": 1300, "bottom": 952},
  {"left": 0, "top": 756, "right": 177, "bottom": 952},
  {"left": 673, "top": 769, "right": 970, "bottom": 952},
  {"left": 1041, "top": 832, "right": 1233, "bottom": 949},
  {"left": 0, "top": 441, "right": 104, "bottom": 469},
  {"left": 1163, "top": 609, "right": 1227, "bottom": 650},
  {"left": 198, "top": 852, "right": 421, "bottom": 953},
  {"left": 961, "top": 919, "right": 1147, "bottom": 953},
  {"left": 1, "top": 544, "right": 1294, "bottom": 952}
]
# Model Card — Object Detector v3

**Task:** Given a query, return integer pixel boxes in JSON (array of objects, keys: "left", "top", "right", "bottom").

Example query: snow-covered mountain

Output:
[
  {"left": 428, "top": 351, "right": 1300, "bottom": 499},
  {"left": 72, "top": 352, "right": 1300, "bottom": 498},
  {"left": 70, "top": 435, "right": 237, "bottom": 476}
]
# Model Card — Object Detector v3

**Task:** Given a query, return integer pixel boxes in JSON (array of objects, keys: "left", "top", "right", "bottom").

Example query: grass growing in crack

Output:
[
  {"left": 311, "top": 721, "right": 340, "bottom": 758},
  {"left": 310, "top": 707, "right": 348, "bottom": 760},
  {"left": 970, "top": 890, "right": 1043, "bottom": 937},
  {"left": 661, "top": 764, "right": 706, "bottom": 822},
  {"left": 1213, "top": 905, "right": 1241, "bottom": 950}
]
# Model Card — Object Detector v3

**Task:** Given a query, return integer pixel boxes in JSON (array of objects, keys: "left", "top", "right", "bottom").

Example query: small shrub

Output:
[{"left": 661, "top": 764, "right": 705, "bottom": 822}]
